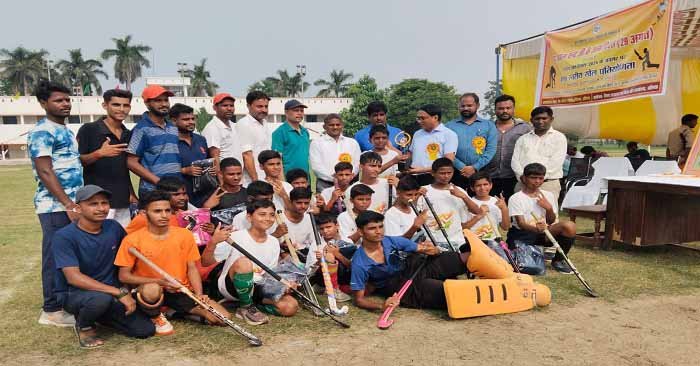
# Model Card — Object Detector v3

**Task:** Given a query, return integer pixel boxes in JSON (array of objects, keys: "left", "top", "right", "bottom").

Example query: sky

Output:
[{"left": 1, "top": 0, "right": 638, "bottom": 98}]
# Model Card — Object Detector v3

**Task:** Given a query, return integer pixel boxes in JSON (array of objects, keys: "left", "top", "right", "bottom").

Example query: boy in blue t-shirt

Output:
[
  {"left": 350, "top": 211, "right": 470, "bottom": 310},
  {"left": 53, "top": 185, "right": 155, "bottom": 348}
]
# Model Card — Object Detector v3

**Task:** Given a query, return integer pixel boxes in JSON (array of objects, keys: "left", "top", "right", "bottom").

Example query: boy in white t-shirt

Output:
[
  {"left": 211, "top": 199, "right": 299, "bottom": 325},
  {"left": 321, "top": 162, "right": 354, "bottom": 216},
  {"left": 229, "top": 181, "right": 286, "bottom": 239},
  {"left": 348, "top": 151, "right": 397, "bottom": 214},
  {"left": 420, "top": 158, "right": 482, "bottom": 252},
  {"left": 370, "top": 125, "right": 407, "bottom": 178},
  {"left": 258, "top": 150, "right": 293, "bottom": 211},
  {"left": 279, "top": 187, "right": 318, "bottom": 269},
  {"left": 338, "top": 184, "right": 374, "bottom": 243},
  {"left": 384, "top": 175, "right": 427, "bottom": 240},
  {"left": 464, "top": 171, "right": 510, "bottom": 241},
  {"left": 507, "top": 163, "right": 577, "bottom": 274},
  {"left": 285, "top": 169, "right": 325, "bottom": 215}
]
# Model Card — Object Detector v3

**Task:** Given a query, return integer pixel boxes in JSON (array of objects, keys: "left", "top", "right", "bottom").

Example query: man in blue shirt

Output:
[
  {"left": 29, "top": 81, "right": 84, "bottom": 327},
  {"left": 354, "top": 101, "right": 404, "bottom": 152},
  {"left": 53, "top": 185, "right": 155, "bottom": 348},
  {"left": 446, "top": 93, "right": 498, "bottom": 189},
  {"left": 127, "top": 85, "right": 182, "bottom": 197},
  {"left": 350, "top": 211, "right": 469, "bottom": 311},
  {"left": 171, "top": 103, "right": 212, "bottom": 207}
]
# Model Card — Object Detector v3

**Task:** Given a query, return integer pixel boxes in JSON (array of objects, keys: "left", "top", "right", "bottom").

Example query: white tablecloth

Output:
[
  {"left": 561, "top": 157, "right": 635, "bottom": 209},
  {"left": 605, "top": 175, "right": 700, "bottom": 188}
]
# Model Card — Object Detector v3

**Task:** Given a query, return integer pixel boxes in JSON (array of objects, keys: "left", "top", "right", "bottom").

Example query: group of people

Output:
[{"left": 29, "top": 80, "right": 579, "bottom": 349}]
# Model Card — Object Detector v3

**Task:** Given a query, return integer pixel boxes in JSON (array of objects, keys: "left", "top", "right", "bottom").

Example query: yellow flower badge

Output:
[
  {"left": 472, "top": 136, "right": 486, "bottom": 155},
  {"left": 338, "top": 153, "right": 352, "bottom": 163},
  {"left": 426, "top": 143, "right": 440, "bottom": 160}
]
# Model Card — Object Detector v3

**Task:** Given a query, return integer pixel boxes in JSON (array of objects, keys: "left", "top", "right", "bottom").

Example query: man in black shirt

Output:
[
  {"left": 77, "top": 89, "right": 137, "bottom": 227},
  {"left": 202, "top": 157, "right": 248, "bottom": 225}
]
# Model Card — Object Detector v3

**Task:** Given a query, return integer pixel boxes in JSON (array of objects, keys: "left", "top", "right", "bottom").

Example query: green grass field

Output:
[{"left": 1, "top": 164, "right": 699, "bottom": 363}]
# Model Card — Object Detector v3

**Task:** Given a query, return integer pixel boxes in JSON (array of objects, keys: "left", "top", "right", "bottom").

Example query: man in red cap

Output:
[
  {"left": 202, "top": 93, "right": 242, "bottom": 169},
  {"left": 126, "top": 85, "right": 182, "bottom": 197}
]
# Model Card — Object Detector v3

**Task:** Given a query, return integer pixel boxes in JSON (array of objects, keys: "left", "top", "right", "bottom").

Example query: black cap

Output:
[
  {"left": 284, "top": 99, "right": 308, "bottom": 110},
  {"left": 75, "top": 185, "right": 112, "bottom": 203}
]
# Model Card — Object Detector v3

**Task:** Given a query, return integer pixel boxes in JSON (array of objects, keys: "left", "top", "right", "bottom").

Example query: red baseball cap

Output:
[
  {"left": 141, "top": 85, "right": 174, "bottom": 101},
  {"left": 213, "top": 93, "right": 235, "bottom": 105}
]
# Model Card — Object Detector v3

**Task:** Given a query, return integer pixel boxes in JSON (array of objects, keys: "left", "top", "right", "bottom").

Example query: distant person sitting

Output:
[
  {"left": 624, "top": 142, "right": 651, "bottom": 161},
  {"left": 667, "top": 114, "right": 698, "bottom": 166},
  {"left": 580, "top": 146, "right": 608, "bottom": 159}
]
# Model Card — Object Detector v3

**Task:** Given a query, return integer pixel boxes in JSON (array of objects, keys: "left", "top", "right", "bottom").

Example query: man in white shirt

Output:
[
  {"left": 309, "top": 114, "right": 361, "bottom": 193},
  {"left": 511, "top": 106, "right": 568, "bottom": 202},
  {"left": 237, "top": 91, "right": 272, "bottom": 185},
  {"left": 201, "top": 93, "right": 242, "bottom": 172}
]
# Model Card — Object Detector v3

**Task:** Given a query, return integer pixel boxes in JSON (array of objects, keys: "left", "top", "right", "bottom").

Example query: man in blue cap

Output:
[{"left": 272, "top": 99, "right": 311, "bottom": 174}]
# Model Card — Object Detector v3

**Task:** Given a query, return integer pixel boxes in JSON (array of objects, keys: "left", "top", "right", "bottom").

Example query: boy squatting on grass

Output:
[{"left": 337, "top": 183, "right": 375, "bottom": 243}]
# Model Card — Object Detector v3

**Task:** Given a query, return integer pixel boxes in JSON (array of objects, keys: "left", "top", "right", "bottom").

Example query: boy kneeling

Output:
[{"left": 507, "top": 163, "right": 576, "bottom": 274}]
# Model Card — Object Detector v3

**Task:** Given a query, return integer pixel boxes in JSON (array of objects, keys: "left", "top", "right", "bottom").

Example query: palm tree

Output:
[
  {"left": 0, "top": 46, "right": 49, "bottom": 95},
  {"left": 267, "top": 70, "right": 309, "bottom": 97},
  {"left": 185, "top": 58, "right": 219, "bottom": 97},
  {"left": 55, "top": 49, "right": 107, "bottom": 96},
  {"left": 314, "top": 69, "right": 354, "bottom": 97},
  {"left": 248, "top": 78, "right": 281, "bottom": 96},
  {"left": 101, "top": 35, "right": 151, "bottom": 90}
]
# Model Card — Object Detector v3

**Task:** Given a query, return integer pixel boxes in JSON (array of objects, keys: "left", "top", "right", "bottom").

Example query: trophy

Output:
[{"left": 394, "top": 131, "right": 412, "bottom": 173}]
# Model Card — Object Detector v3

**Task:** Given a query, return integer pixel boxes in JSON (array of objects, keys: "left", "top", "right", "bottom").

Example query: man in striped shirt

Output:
[{"left": 127, "top": 85, "right": 182, "bottom": 197}]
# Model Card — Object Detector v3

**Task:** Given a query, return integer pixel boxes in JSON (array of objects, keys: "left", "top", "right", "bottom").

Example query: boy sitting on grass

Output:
[
  {"left": 348, "top": 151, "right": 397, "bottom": 214},
  {"left": 321, "top": 162, "right": 354, "bottom": 215},
  {"left": 464, "top": 171, "right": 510, "bottom": 241},
  {"left": 384, "top": 175, "right": 427, "bottom": 240},
  {"left": 506, "top": 163, "right": 576, "bottom": 274},
  {"left": 338, "top": 184, "right": 374, "bottom": 243},
  {"left": 285, "top": 168, "right": 325, "bottom": 214}
]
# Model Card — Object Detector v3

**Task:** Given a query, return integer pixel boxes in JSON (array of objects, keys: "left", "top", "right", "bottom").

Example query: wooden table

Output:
[
  {"left": 603, "top": 176, "right": 700, "bottom": 249},
  {"left": 564, "top": 205, "right": 606, "bottom": 248}
]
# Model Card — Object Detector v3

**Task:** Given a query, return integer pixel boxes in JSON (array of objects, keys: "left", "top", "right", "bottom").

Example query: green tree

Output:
[
  {"left": 101, "top": 35, "right": 151, "bottom": 91},
  {"left": 339, "top": 75, "right": 386, "bottom": 136},
  {"left": 385, "top": 79, "right": 459, "bottom": 133},
  {"left": 185, "top": 58, "right": 219, "bottom": 97},
  {"left": 195, "top": 107, "right": 212, "bottom": 132},
  {"left": 55, "top": 49, "right": 107, "bottom": 96},
  {"left": 248, "top": 77, "right": 281, "bottom": 96},
  {"left": 0, "top": 46, "right": 49, "bottom": 95},
  {"left": 314, "top": 69, "right": 353, "bottom": 97},
  {"left": 480, "top": 80, "right": 502, "bottom": 120}
]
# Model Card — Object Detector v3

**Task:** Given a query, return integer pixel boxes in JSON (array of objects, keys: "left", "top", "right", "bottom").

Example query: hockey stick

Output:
[
  {"left": 422, "top": 195, "right": 457, "bottom": 252},
  {"left": 377, "top": 200, "right": 434, "bottom": 329},
  {"left": 309, "top": 212, "right": 349, "bottom": 316},
  {"left": 224, "top": 238, "right": 351, "bottom": 328},
  {"left": 274, "top": 210, "right": 323, "bottom": 315},
  {"left": 531, "top": 213, "right": 598, "bottom": 297},
  {"left": 127, "top": 247, "right": 262, "bottom": 346},
  {"left": 485, "top": 214, "right": 519, "bottom": 273}
]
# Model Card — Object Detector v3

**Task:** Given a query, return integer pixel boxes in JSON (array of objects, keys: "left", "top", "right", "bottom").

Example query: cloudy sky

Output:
[{"left": 2, "top": 0, "right": 637, "bottom": 97}]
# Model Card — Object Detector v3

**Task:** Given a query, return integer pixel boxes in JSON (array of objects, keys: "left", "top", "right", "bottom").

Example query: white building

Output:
[{"left": 0, "top": 95, "right": 352, "bottom": 159}]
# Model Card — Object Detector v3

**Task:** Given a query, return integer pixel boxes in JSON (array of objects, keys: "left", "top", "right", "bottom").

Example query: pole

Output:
[{"left": 495, "top": 47, "right": 501, "bottom": 97}]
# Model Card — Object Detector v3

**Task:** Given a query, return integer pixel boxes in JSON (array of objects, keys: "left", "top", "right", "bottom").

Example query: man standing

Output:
[
  {"left": 53, "top": 185, "right": 155, "bottom": 348},
  {"left": 171, "top": 103, "right": 211, "bottom": 207},
  {"left": 483, "top": 94, "right": 532, "bottom": 201},
  {"left": 28, "top": 81, "right": 83, "bottom": 327},
  {"left": 77, "top": 89, "right": 137, "bottom": 228},
  {"left": 354, "top": 101, "right": 404, "bottom": 152},
  {"left": 272, "top": 99, "right": 310, "bottom": 174},
  {"left": 126, "top": 85, "right": 181, "bottom": 196},
  {"left": 237, "top": 91, "right": 272, "bottom": 185},
  {"left": 667, "top": 114, "right": 698, "bottom": 166},
  {"left": 201, "top": 93, "right": 241, "bottom": 167},
  {"left": 309, "top": 114, "right": 361, "bottom": 192},
  {"left": 446, "top": 93, "right": 498, "bottom": 189},
  {"left": 407, "top": 104, "right": 458, "bottom": 186},
  {"left": 511, "top": 106, "right": 568, "bottom": 201}
]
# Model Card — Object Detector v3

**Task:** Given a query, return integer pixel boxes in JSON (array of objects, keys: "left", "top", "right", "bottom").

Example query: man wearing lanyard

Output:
[
  {"left": 354, "top": 101, "right": 404, "bottom": 152},
  {"left": 445, "top": 93, "right": 497, "bottom": 189},
  {"left": 483, "top": 94, "right": 532, "bottom": 201},
  {"left": 272, "top": 99, "right": 310, "bottom": 175},
  {"left": 406, "top": 104, "right": 458, "bottom": 186}
]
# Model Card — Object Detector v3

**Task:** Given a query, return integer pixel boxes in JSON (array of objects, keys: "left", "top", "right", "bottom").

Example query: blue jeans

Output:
[
  {"left": 38, "top": 212, "right": 71, "bottom": 312},
  {"left": 63, "top": 289, "right": 155, "bottom": 338}
]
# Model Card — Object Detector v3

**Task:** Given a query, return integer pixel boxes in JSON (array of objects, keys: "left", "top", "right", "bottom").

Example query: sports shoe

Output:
[
  {"left": 335, "top": 290, "right": 351, "bottom": 303},
  {"left": 38, "top": 310, "right": 76, "bottom": 327},
  {"left": 551, "top": 260, "right": 574, "bottom": 275},
  {"left": 151, "top": 313, "right": 175, "bottom": 336},
  {"left": 235, "top": 305, "right": 269, "bottom": 326}
]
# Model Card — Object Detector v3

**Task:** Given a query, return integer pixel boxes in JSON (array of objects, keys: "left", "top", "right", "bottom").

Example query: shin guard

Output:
[{"left": 463, "top": 229, "right": 514, "bottom": 279}]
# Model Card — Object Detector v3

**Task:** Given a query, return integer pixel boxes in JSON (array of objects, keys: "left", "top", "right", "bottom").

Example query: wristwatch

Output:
[{"left": 115, "top": 287, "right": 130, "bottom": 299}]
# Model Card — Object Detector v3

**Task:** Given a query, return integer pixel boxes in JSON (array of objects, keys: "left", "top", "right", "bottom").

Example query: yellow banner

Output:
[{"left": 537, "top": 0, "right": 673, "bottom": 107}]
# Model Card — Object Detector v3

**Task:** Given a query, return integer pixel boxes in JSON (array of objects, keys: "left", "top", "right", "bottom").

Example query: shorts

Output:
[{"left": 207, "top": 261, "right": 265, "bottom": 304}]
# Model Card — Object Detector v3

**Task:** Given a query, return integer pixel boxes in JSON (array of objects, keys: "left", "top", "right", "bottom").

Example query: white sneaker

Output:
[
  {"left": 38, "top": 310, "right": 76, "bottom": 327},
  {"left": 151, "top": 313, "right": 174, "bottom": 336},
  {"left": 335, "top": 290, "right": 351, "bottom": 303}
]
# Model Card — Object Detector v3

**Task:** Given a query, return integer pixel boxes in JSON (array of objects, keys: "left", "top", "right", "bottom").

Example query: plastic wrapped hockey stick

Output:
[
  {"left": 224, "top": 238, "right": 351, "bottom": 328},
  {"left": 485, "top": 214, "right": 519, "bottom": 273},
  {"left": 531, "top": 213, "right": 598, "bottom": 297},
  {"left": 309, "top": 212, "right": 349, "bottom": 316},
  {"left": 128, "top": 247, "right": 262, "bottom": 346}
]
